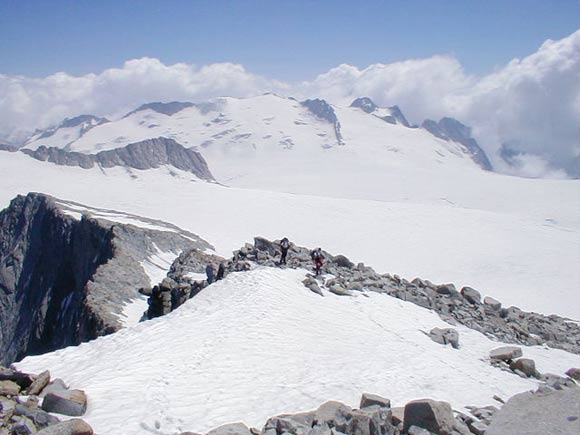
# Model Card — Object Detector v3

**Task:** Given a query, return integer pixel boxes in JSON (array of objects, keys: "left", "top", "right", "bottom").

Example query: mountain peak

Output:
[
  {"left": 350, "top": 97, "right": 378, "bottom": 113},
  {"left": 125, "top": 101, "right": 196, "bottom": 117},
  {"left": 422, "top": 117, "right": 492, "bottom": 171}
]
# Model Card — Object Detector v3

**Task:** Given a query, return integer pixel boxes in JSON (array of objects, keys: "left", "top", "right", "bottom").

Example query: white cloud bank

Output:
[{"left": 1, "top": 30, "right": 579, "bottom": 178}]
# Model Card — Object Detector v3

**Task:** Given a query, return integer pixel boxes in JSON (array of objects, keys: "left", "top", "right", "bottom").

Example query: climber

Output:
[
  {"left": 205, "top": 263, "right": 215, "bottom": 284},
  {"left": 216, "top": 262, "right": 225, "bottom": 281},
  {"left": 310, "top": 248, "right": 325, "bottom": 276},
  {"left": 279, "top": 237, "right": 290, "bottom": 265}
]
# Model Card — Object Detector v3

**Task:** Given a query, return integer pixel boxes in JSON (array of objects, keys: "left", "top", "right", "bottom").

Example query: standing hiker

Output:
[
  {"left": 310, "top": 248, "right": 325, "bottom": 276},
  {"left": 216, "top": 262, "right": 225, "bottom": 281},
  {"left": 206, "top": 263, "right": 215, "bottom": 284},
  {"left": 279, "top": 237, "right": 290, "bottom": 265}
]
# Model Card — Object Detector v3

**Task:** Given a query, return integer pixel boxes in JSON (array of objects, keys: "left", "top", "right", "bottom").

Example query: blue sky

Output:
[{"left": 1, "top": 0, "right": 579, "bottom": 80}]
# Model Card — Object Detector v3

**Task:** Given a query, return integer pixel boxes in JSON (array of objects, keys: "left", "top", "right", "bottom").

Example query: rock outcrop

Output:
[
  {"left": 351, "top": 97, "right": 411, "bottom": 127},
  {"left": 20, "top": 137, "right": 215, "bottom": 181},
  {"left": 301, "top": 99, "right": 345, "bottom": 146},
  {"left": 422, "top": 118, "right": 492, "bottom": 171},
  {"left": 0, "top": 193, "right": 212, "bottom": 365}
]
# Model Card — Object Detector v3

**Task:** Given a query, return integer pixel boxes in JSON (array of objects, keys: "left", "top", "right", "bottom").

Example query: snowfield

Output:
[
  {"left": 3, "top": 93, "right": 580, "bottom": 434},
  {"left": 16, "top": 267, "right": 580, "bottom": 435},
  {"left": 1, "top": 152, "right": 578, "bottom": 319}
]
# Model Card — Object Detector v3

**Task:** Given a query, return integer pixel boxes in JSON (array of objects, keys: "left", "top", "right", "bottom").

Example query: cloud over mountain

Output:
[{"left": 1, "top": 31, "right": 579, "bottom": 178}]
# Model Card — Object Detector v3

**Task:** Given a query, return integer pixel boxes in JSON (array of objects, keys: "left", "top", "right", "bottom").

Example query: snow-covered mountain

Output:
[
  {"left": 24, "top": 114, "right": 109, "bottom": 150},
  {"left": 2, "top": 93, "right": 580, "bottom": 435},
  {"left": 20, "top": 95, "right": 492, "bottom": 193}
]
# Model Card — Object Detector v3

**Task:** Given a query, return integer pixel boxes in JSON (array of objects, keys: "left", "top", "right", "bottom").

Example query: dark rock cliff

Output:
[
  {"left": 301, "top": 99, "right": 345, "bottom": 146},
  {"left": 0, "top": 193, "right": 212, "bottom": 365},
  {"left": 422, "top": 117, "right": 493, "bottom": 171},
  {"left": 20, "top": 137, "right": 215, "bottom": 181}
]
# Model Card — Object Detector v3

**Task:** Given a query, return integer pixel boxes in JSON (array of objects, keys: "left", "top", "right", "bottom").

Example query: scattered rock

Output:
[
  {"left": 483, "top": 296, "right": 501, "bottom": 311},
  {"left": 26, "top": 370, "right": 51, "bottom": 396},
  {"left": 429, "top": 327, "right": 460, "bottom": 349},
  {"left": 14, "top": 404, "right": 60, "bottom": 429},
  {"left": 489, "top": 346, "right": 522, "bottom": 362},
  {"left": 0, "top": 380, "right": 20, "bottom": 396},
  {"left": 460, "top": 287, "right": 481, "bottom": 305},
  {"left": 436, "top": 284, "right": 459, "bottom": 298},
  {"left": 360, "top": 392, "right": 391, "bottom": 409},
  {"left": 35, "top": 419, "right": 93, "bottom": 435},
  {"left": 206, "top": 422, "right": 252, "bottom": 435},
  {"left": 565, "top": 368, "right": 580, "bottom": 382},
  {"left": 510, "top": 358, "right": 539, "bottom": 378},
  {"left": 403, "top": 399, "right": 455, "bottom": 435},
  {"left": 42, "top": 389, "right": 87, "bottom": 417}
]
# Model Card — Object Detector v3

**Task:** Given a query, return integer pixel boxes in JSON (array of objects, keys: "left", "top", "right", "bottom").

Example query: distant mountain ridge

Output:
[{"left": 9, "top": 94, "right": 495, "bottom": 187}]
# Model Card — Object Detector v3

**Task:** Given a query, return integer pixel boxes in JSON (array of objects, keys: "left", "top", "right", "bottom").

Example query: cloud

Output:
[
  {"left": 1, "top": 30, "right": 579, "bottom": 178},
  {"left": 0, "top": 58, "right": 286, "bottom": 142}
]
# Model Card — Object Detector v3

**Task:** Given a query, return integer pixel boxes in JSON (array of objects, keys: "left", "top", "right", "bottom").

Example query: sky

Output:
[
  {"left": 1, "top": 0, "right": 579, "bottom": 178},
  {"left": 2, "top": 0, "right": 579, "bottom": 80}
]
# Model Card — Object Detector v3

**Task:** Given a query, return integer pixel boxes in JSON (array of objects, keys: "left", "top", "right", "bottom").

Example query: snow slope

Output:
[
  {"left": 22, "top": 95, "right": 488, "bottom": 191},
  {"left": 16, "top": 267, "right": 580, "bottom": 435},
  {"left": 1, "top": 151, "right": 579, "bottom": 319}
]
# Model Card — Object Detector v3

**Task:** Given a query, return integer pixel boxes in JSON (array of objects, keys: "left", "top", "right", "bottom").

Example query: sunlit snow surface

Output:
[
  {"left": 1, "top": 152, "right": 578, "bottom": 319},
  {"left": 16, "top": 268, "right": 580, "bottom": 435}
]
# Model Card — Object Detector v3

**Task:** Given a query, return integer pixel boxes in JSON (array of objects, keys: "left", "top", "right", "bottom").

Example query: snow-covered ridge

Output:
[
  {"left": 15, "top": 266, "right": 580, "bottom": 435},
  {"left": 17, "top": 94, "right": 493, "bottom": 188}
]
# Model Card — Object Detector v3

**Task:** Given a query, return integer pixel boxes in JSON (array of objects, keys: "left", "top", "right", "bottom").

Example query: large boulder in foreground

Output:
[
  {"left": 486, "top": 387, "right": 580, "bottom": 435},
  {"left": 403, "top": 399, "right": 455, "bottom": 435}
]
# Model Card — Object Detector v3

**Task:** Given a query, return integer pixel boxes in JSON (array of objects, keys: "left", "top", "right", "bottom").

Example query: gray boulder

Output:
[
  {"left": 26, "top": 370, "right": 50, "bottom": 396},
  {"left": 303, "top": 278, "right": 323, "bottom": 296},
  {"left": 41, "top": 389, "right": 87, "bottom": 416},
  {"left": 460, "top": 287, "right": 481, "bottom": 305},
  {"left": 35, "top": 419, "right": 93, "bottom": 435},
  {"left": 486, "top": 387, "right": 580, "bottom": 435},
  {"left": 565, "top": 368, "right": 580, "bottom": 382},
  {"left": 332, "top": 255, "right": 354, "bottom": 269},
  {"left": 483, "top": 296, "right": 501, "bottom": 312},
  {"left": 14, "top": 404, "right": 60, "bottom": 429},
  {"left": 360, "top": 392, "right": 391, "bottom": 409},
  {"left": 41, "top": 379, "right": 68, "bottom": 398},
  {"left": 0, "top": 380, "right": 20, "bottom": 396},
  {"left": 403, "top": 399, "right": 455, "bottom": 435},
  {"left": 315, "top": 401, "right": 353, "bottom": 432},
  {"left": 429, "top": 328, "right": 460, "bottom": 349},
  {"left": 510, "top": 358, "right": 539, "bottom": 378},
  {"left": 436, "top": 284, "right": 459, "bottom": 297},
  {"left": 407, "top": 426, "right": 433, "bottom": 435},
  {"left": 206, "top": 423, "right": 252, "bottom": 435},
  {"left": 489, "top": 346, "right": 522, "bottom": 362}
]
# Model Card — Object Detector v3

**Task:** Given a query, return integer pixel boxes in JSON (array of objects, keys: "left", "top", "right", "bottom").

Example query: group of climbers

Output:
[
  {"left": 204, "top": 237, "right": 326, "bottom": 285},
  {"left": 279, "top": 237, "right": 325, "bottom": 276}
]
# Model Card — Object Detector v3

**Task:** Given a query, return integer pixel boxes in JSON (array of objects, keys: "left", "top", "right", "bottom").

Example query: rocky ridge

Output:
[
  {"left": 0, "top": 193, "right": 213, "bottom": 366},
  {"left": 195, "top": 237, "right": 579, "bottom": 355},
  {"left": 19, "top": 137, "right": 215, "bottom": 181}
]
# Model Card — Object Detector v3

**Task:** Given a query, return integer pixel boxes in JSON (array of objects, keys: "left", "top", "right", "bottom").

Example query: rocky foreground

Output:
[{"left": 0, "top": 366, "right": 92, "bottom": 434}]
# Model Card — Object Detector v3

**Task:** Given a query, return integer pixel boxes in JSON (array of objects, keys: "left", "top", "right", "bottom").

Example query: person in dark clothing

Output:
[
  {"left": 310, "top": 248, "right": 325, "bottom": 276},
  {"left": 279, "top": 237, "right": 290, "bottom": 265},
  {"left": 216, "top": 263, "right": 225, "bottom": 281},
  {"left": 206, "top": 264, "right": 215, "bottom": 284}
]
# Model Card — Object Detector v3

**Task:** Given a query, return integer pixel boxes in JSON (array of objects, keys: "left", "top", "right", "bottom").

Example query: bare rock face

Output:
[
  {"left": 20, "top": 137, "right": 215, "bottom": 181},
  {"left": 486, "top": 387, "right": 580, "bottom": 435},
  {"left": 0, "top": 193, "right": 212, "bottom": 365}
]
